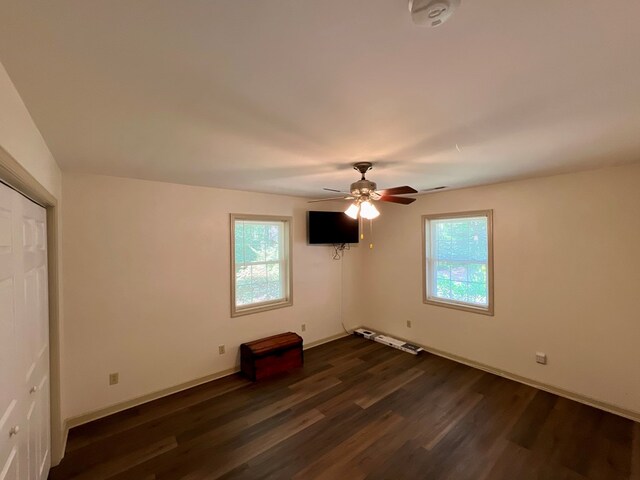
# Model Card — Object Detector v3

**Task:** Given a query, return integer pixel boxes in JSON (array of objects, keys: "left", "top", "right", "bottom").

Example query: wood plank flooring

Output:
[{"left": 49, "top": 336, "right": 640, "bottom": 480}]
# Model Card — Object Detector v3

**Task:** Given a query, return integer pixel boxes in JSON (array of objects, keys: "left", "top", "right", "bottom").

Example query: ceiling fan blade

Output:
[
  {"left": 323, "top": 188, "right": 346, "bottom": 193},
  {"left": 422, "top": 186, "right": 447, "bottom": 192},
  {"left": 307, "top": 196, "right": 351, "bottom": 203},
  {"left": 378, "top": 185, "right": 418, "bottom": 195},
  {"left": 379, "top": 195, "right": 416, "bottom": 205}
]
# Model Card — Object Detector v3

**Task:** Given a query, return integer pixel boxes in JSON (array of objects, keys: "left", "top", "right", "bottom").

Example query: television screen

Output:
[{"left": 307, "top": 211, "right": 359, "bottom": 245}]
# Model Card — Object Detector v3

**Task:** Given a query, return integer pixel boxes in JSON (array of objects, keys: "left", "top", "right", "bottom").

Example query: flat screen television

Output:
[{"left": 307, "top": 211, "right": 359, "bottom": 245}]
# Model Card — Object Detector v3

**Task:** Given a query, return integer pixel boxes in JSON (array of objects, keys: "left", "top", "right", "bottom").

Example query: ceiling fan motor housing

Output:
[
  {"left": 350, "top": 179, "right": 377, "bottom": 198},
  {"left": 350, "top": 162, "right": 377, "bottom": 199}
]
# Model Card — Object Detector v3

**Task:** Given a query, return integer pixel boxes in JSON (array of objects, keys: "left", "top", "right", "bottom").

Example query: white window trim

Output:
[
  {"left": 230, "top": 214, "right": 293, "bottom": 317},
  {"left": 422, "top": 210, "right": 494, "bottom": 316}
]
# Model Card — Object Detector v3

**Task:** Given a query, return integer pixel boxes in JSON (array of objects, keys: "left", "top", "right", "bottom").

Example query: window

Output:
[
  {"left": 230, "top": 214, "right": 293, "bottom": 317},
  {"left": 423, "top": 210, "right": 493, "bottom": 315}
]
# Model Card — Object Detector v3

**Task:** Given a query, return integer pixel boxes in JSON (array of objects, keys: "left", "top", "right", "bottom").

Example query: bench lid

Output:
[{"left": 242, "top": 332, "right": 302, "bottom": 355}]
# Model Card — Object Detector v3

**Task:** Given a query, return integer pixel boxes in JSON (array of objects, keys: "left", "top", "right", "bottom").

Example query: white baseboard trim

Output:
[
  {"left": 54, "top": 423, "right": 70, "bottom": 467},
  {"left": 62, "top": 331, "right": 351, "bottom": 448},
  {"left": 57, "top": 328, "right": 639, "bottom": 462},
  {"left": 355, "top": 325, "right": 640, "bottom": 423},
  {"left": 65, "top": 366, "right": 240, "bottom": 431},
  {"left": 425, "top": 344, "right": 640, "bottom": 423},
  {"left": 303, "top": 332, "right": 350, "bottom": 350}
]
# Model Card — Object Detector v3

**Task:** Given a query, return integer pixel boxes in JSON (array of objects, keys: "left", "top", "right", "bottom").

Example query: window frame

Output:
[
  {"left": 422, "top": 210, "right": 494, "bottom": 316},
  {"left": 230, "top": 214, "right": 293, "bottom": 317}
]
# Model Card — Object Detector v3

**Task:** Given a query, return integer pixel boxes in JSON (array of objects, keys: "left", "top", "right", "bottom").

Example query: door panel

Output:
[
  {"left": 0, "top": 447, "right": 19, "bottom": 480},
  {"left": 0, "top": 183, "right": 50, "bottom": 480},
  {"left": 25, "top": 402, "right": 36, "bottom": 480},
  {"left": 0, "top": 278, "right": 17, "bottom": 431},
  {"left": 36, "top": 375, "right": 49, "bottom": 478},
  {"left": 0, "top": 186, "right": 21, "bottom": 480},
  {"left": 0, "top": 204, "right": 11, "bottom": 255}
]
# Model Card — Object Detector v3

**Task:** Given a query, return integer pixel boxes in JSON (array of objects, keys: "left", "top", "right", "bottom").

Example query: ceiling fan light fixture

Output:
[
  {"left": 311, "top": 162, "right": 416, "bottom": 217},
  {"left": 344, "top": 203, "right": 360, "bottom": 219},
  {"left": 360, "top": 201, "right": 380, "bottom": 220}
]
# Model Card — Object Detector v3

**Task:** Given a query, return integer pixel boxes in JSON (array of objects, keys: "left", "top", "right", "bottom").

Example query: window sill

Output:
[
  {"left": 231, "top": 299, "right": 293, "bottom": 318},
  {"left": 423, "top": 297, "right": 494, "bottom": 316}
]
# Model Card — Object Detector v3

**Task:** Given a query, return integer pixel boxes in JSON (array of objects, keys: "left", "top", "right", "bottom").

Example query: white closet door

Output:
[
  {"left": 0, "top": 184, "right": 22, "bottom": 480},
  {"left": 0, "top": 183, "right": 50, "bottom": 480}
]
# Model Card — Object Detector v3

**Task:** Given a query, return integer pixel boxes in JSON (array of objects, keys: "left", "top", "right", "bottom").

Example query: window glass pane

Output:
[
  {"left": 233, "top": 218, "right": 289, "bottom": 311},
  {"left": 267, "top": 224, "right": 282, "bottom": 261},
  {"left": 467, "top": 263, "right": 487, "bottom": 284},
  {"left": 251, "top": 264, "right": 267, "bottom": 285},
  {"left": 267, "top": 263, "right": 280, "bottom": 283},
  {"left": 236, "top": 285, "right": 253, "bottom": 306},
  {"left": 436, "top": 277, "right": 452, "bottom": 299},
  {"left": 268, "top": 224, "right": 280, "bottom": 243},
  {"left": 427, "top": 215, "right": 489, "bottom": 308},
  {"left": 450, "top": 264, "right": 467, "bottom": 282},
  {"left": 235, "top": 265, "right": 251, "bottom": 286},
  {"left": 244, "top": 243, "right": 256, "bottom": 264},
  {"left": 265, "top": 240, "right": 280, "bottom": 261},
  {"left": 436, "top": 264, "right": 450, "bottom": 280},
  {"left": 267, "top": 282, "right": 282, "bottom": 300},
  {"left": 246, "top": 224, "right": 266, "bottom": 262},
  {"left": 252, "top": 284, "right": 269, "bottom": 303},
  {"left": 234, "top": 222, "right": 244, "bottom": 264}
]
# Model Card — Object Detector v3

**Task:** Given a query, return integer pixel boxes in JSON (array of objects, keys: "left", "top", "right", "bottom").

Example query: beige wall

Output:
[
  {"left": 357, "top": 163, "right": 640, "bottom": 415},
  {"left": 0, "top": 61, "right": 61, "bottom": 199},
  {"left": 61, "top": 173, "right": 352, "bottom": 419},
  {"left": 62, "top": 164, "right": 640, "bottom": 421}
]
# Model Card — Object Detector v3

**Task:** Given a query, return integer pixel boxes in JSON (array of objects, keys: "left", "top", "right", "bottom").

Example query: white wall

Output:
[
  {"left": 357, "top": 163, "right": 640, "bottom": 415},
  {"left": 61, "top": 173, "right": 350, "bottom": 419},
  {"left": 0, "top": 61, "right": 61, "bottom": 199}
]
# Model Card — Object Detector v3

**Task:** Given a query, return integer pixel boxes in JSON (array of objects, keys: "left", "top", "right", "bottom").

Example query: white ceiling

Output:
[{"left": 1, "top": 1, "right": 639, "bottom": 197}]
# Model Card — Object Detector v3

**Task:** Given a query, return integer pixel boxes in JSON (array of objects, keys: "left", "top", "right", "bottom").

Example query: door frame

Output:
[{"left": 0, "top": 145, "right": 64, "bottom": 466}]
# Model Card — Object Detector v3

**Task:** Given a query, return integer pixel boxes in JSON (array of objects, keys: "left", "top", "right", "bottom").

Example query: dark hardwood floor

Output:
[{"left": 50, "top": 336, "right": 640, "bottom": 480}]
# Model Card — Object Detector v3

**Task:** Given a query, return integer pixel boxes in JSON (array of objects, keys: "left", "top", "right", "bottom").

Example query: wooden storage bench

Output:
[{"left": 240, "top": 332, "right": 303, "bottom": 381}]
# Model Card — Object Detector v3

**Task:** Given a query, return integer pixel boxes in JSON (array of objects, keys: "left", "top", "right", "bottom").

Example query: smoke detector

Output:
[{"left": 409, "top": 0, "right": 461, "bottom": 27}]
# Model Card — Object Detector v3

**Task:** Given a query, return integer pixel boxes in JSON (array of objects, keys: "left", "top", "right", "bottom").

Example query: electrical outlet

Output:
[
  {"left": 301, "top": 324, "right": 306, "bottom": 332},
  {"left": 406, "top": 320, "right": 412, "bottom": 328},
  {"left": 536, "top": 352, "right": 547, "bottom": 365},
  {"left": 218, "top": 345, "right": 225, "bottom": 355},
  {"left": 109, "top": 373, "right": 119, "bottom": 385}
]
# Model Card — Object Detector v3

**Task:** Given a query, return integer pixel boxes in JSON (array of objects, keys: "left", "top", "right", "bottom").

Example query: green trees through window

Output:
[
  {"left": 231, "top": 215, "right": 292, "bottom": 316},
  {"left": 424, "top": 211, "right": 493, "bottom": 314}
]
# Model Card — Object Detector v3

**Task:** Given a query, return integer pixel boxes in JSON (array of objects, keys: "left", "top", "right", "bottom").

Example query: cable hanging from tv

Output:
[{"left": 332, "top": 243, "right": 350, "bottom": 260}]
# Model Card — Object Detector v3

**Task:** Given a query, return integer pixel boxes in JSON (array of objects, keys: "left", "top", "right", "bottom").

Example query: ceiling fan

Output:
[{"left": 308, "top": 162, "right": 418, "bottom": 219}]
